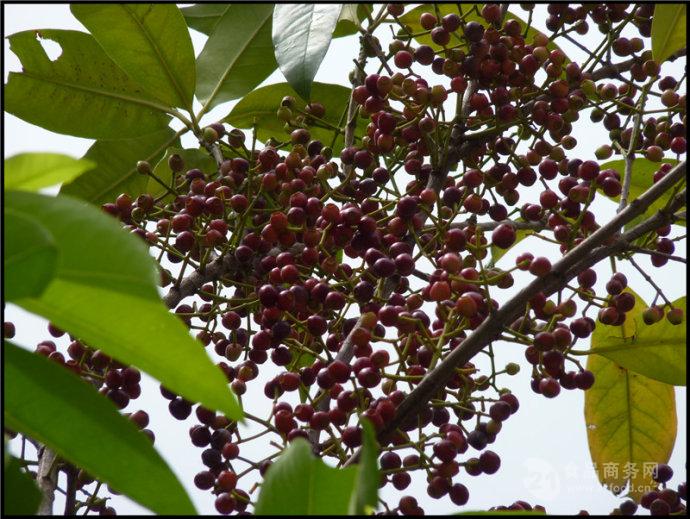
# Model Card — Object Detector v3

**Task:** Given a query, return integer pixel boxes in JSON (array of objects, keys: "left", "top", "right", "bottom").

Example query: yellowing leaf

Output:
[
  {"left": 584, "top": 354, "right": 676, "bottom": 501},
  {"left": 591, "top": 289, "right": 686, "bottom": 386}
]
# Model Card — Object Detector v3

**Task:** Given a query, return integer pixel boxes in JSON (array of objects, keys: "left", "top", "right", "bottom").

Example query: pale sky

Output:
[{"left": 4, "top": 3, "right": 686, "bottom": 515}]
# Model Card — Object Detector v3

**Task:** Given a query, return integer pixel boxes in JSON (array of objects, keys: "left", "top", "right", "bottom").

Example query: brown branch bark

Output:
[
  {"left": 342, "top": 161, "right": 686, "bottom": 466},
  {"left": 163, "top": 251, "right": 236, "bottom": 309}
]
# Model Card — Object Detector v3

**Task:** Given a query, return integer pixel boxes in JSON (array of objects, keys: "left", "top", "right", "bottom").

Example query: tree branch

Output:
[
  {"left": 590, "top": 49, "right": 686, "bottom": 81},
  {"left": 342, "top": 161, "right": 686, "bottom": 466},
  {"left": 36, "top": 446, "right": 59, "bottom": 515}
]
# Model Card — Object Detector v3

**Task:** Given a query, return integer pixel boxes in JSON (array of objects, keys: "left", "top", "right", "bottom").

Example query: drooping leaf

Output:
[
  {"left": 651, "top": 4, "right": 687, "bottom": 64},
  {"left": 71, "top": 4, "right": 196, "bottom": 110},
  {"left": 5, "top": 29, "right": 172, "bottom": 139},
  {"left": 4, "top": 153, "right": 95, "bottom": 192},
  {"left": 333, "top": 4, "right": 373, "bottom": 38},
  {"left": 7, "top": 191, "right": 241, "bottom": 421},
  {"left": 224, "top": 81, "right": 355, "bottom": 153},
  {"left": 272, "top": 5, "right": 343, "bottom": 100},
  {"left": 3, "top": 456, "right": 41, "bottom": 515},
  {"left": 255, "top": 423, "right": 379, "bottom": 515},
  {"left": 4, "top": 342, "right": 196, "bottom": 515},
  {"left": 597, "top": 158, "right": 684, "bottom": 228},
  {"left": 196, "top": 4, "right": 276, "bottom": 110},
  {"left": 591, "top": 289, "right": 686, "bottom": 386},
  {"left": 4, "top": 208, "right": 58, "bottom": 301},
  {"left": 181, "top": 4, "right": 231, "bottom": 35},
  {"left": 60, "top": 127, "right": 179, "bottom": 205},
  {"left": 584, "top": 354, "right": 677, "bottom": 501}
]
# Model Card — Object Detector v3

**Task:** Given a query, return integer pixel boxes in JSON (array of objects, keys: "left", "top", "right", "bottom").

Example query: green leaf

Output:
[
  {"left": 60, "top": 127, "right": 179, "bottom": 205},
  {"left": 333, "top": 4, "right": 373, "bottom": 38},
  {"left": 584, "top": 353, "right": 676, "bottom": 501},
  {"left": 272, "top": 5, "right": 342, "bottom": 100},
  {"left": 598, "top": 158, "right": 684, "bottom": 228},
  {"left": 7, "top": 191, "right": 242, "bottom": 421},
  {"left": 255, "top": 421, "right": 379, "bottom": 515},
  {"left": 181, "top": 4, "right": 230, "bottom": 35},
  {"left": 5, "top": 29, "right": 172, "bottom": 139},
  {"left": 4, "top": 208, "right": 58, "bottom": 301},
  {"left": 3, "top": 456, "right": 42, "bottom": 515},
  {"left": 4, "top": 153, "right": 95, "bottom": 192},
  {"left": 350, "top": 419, "right": 379, "bottom": 515},
  {"left": 225, "top": 81, "right": 355, "bottom": 153},
  {"left": 4, "top": 342, "right": 196, "bottom": 514},
  {"left": 254, "top": 439, "right": 357, "bottom": 515},
  {"left": 196, "top": 4, "right": 276, "bottom": 111},
  {"left": 591, "top": 289, "right": 686, "bottom": 386},
  {"left": 651, "top": 4, "right": 687, "bottom": 64},
  {"left": 71, "top": 4, "right": 196, "bottom": 110}
]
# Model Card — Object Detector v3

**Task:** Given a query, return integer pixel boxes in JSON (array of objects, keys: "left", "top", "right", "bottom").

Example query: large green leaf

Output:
[
  {"left": 4, "top": 342, "right": 196, "bottom": 515},
  {"left": 196, "top": 4, "right": 276, "bottom": 110},
  {"left": 598, "top": 158, "right": 684, "bottom": 228},
  {"left": 5, "top": 29, "right": 171, "bottom": 139},
  {"left": 584, "top": 352, "right": 676, "bottom": 501},
  {"left": 254, "top": 441, "right": 354, "bottom": 515},
  {"left": 255, "top": 421, "right": 379, "bottom": 515},
  {"left": 60, "top": 127, "right": 179, "bottom": 205},
  {"left": 4, "top": 209, "right": 58, "bottom": 301},
  {"left": 4, "top": 153, "right": 95, "bottom": 192},
  {"left": 71, "top": 4, "right": 196, "bottom": 110},
  {"left": 332, "top": 4, "right": 373, "bottom": 38},
  {"left": 3, "top": 456, "right": 41, "bottom": 515},
  {"left": 7, "top": 191, "right": 241, "bottom": 421},
  {"left": 272, "top": 5, "right": 343, "bottom": 100},
  {"left": 181, "top": 4, "right": 230, "bottom": 35},
  {"left": 651, "top": 4, "right": 687, "bottom": 64},
  {"left": 224, "top": 81, "right": 354, "bottom": 153},
  {"left": 591, "top": 289, "right": 686, "bottom": 386}
]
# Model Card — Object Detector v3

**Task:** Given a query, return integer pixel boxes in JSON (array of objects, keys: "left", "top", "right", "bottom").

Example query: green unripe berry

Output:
[
  {"left": 321, "top": 146, "right": 333, "bottom": 161},
  {"left": 595, "top": 145, "right": 613, "bottom": 160},
  {"left": 581, "top": 79, "right": 596, "bottom": 97},
  {"left": 277, "top": 106, "right": 292, "bottom": 122},
  {"left": 203, "top": 126, "right": 219, "bottom": 143},
  {"left": 505, "top": 363, "right": 520, "bottom": 375},
  {"left": 136, "top": 160, "right": 152, "bottom": 175}
]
